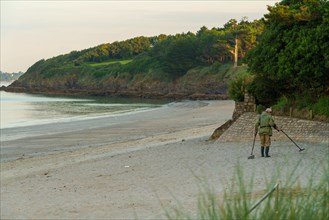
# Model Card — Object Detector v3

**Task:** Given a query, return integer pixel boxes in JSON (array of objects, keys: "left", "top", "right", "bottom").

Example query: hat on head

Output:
[{"left": 265, "top": 108, "right": 272, "bottom": 113}]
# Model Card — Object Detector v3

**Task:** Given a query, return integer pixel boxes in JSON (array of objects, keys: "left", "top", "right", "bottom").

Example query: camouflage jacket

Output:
[{"left": 255, "top": 111, "right": 277, "bottom": 136}]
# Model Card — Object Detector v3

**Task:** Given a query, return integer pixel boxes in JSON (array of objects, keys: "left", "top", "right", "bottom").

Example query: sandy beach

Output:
[{"left": 1, "top": 100, "right": 328, "bottom": 219}]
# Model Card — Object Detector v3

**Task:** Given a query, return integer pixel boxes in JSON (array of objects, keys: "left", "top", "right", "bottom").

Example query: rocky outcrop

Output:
[{"left": 1, "top": 73, "right": 229, "bottom": 100}]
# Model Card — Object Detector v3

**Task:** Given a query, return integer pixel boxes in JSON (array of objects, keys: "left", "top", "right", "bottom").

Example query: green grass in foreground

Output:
[
  {"left": 164, "top": 162, "right": 329, "bottom": 220},
  {"left": 89, "top": 59, "right": 133, "bottom": 67}
]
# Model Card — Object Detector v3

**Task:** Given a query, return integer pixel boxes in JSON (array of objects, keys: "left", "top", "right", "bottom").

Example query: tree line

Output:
[{"left": 25, "top": 16, "right": 262, "bottom": 79}]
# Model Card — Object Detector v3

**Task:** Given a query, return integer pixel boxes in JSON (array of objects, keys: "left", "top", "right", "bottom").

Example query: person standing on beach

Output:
[{"left": 255, "top": 108, "right": 281, "bottom": 157}]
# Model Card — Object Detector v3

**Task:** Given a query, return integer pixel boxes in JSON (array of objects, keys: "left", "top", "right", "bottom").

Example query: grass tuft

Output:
[{"left": 164, "top": 161, "right": 329, "bottom": 220}]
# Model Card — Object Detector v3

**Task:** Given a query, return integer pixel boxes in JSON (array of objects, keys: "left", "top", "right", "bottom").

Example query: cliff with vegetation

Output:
[
  {"left": 3, "top": 0, "right": 329, "bottom": 117},
  {"left": 6, "top": 63, "right": 248, "bottom": 100},
  {"left": 3, "top": 18, "right": 262, "bottom": 99}
]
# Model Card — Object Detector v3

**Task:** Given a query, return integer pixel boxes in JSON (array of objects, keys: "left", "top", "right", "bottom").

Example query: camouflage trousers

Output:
[{"left": 259, "top": 134, "right": 271, "bottom": 147}]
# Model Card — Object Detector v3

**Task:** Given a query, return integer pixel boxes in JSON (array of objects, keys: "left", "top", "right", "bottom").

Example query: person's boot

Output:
[
  {"left": 261, "top": 147, "right": 265, "bottom": 157},
  {"left": 265, "top": 147, "right": 271, "bottom": 157}
]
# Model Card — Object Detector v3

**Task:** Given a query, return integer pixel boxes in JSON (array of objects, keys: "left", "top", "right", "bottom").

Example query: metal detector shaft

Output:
[
  {"left": 251, "top": 132, "right": 257, "bottom": 154},
  {"left": 281, "top": 130, "right": 305, "bottom": 151}
]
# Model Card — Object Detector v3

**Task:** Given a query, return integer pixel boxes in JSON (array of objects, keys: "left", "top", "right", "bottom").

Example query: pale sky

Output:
[{"left": 1, "top": 0, "right": 279, "bottom": 73}]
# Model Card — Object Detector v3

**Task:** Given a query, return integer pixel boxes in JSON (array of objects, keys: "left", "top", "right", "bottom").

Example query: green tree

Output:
[
  {"left": 247, "top": 0, "right": 329, "bottom": 105},
  {"left": 222, "top": 18, "right": 251, "bottom": 67},
  {"left": 196, "top": 26, "right": 228, "bottom": 64},
  {"left": 164, "top": 33, "right": 202, "bottom": 78}
]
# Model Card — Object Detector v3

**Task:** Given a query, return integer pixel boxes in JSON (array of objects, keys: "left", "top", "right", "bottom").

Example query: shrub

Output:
[
  {"left": 272, "top": 96, "right": 290, "bottom": 113},
  {"left": 295, "top": 93, "right": 314, "bottom": 110},
  {"left": 313, "top": 96, "right": 329, "bottom": 117},
  {"left": 228, "top": 72, "right": 254, "bottom": 102},
  {"left": 256, "top": 104, "right": 266, "bottom": 114}
]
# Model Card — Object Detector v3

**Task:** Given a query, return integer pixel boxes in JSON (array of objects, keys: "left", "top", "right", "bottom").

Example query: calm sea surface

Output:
[{"left": 0, "top": 81, "right": 169, "bottom": 129}]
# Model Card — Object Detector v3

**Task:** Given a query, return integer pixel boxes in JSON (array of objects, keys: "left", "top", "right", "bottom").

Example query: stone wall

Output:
[
  {"left": 209, "top": 119, "right": 234, "bottom": 140},
  {"left": 232, "top": 102, "right": 244, "bottom": 120},
  {"left": 244, "top": 92, "right": 256, "bottom": 112},
  {"left": 232, "top": 92, "right": 256, "bottom": 120},
  {"left": 211, "top": 92, "right": 329, "bottom": 143},
  {"left": 218, "top": 112, "right": 329, "bottom": 144}
]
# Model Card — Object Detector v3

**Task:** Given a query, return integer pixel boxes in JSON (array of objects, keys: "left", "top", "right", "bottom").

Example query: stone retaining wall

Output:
[
  {"left": 218, "top": 112, "right": 329, "bottom": 144},
  {"left": 216, "top": 92, "right": 329, "bottom": 144}
]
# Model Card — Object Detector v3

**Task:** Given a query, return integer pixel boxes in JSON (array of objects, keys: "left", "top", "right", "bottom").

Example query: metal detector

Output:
[
  {"left": 248, "top": 132, "right": 257, "bottom": 159},
  {"left": 281, "top": 130, "right": 305, "bottom": 152}
]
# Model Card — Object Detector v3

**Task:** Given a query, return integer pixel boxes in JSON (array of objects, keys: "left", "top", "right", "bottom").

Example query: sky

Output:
[{"left": 1, "top": 0, "right": 279, "bottom": 73}]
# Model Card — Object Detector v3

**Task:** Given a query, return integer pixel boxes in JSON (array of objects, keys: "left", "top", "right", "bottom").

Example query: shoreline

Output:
[
  {"left": 0, "top": 84, "right": 229, "bottom": 100},
  {"left": 1, "top": 100, "right": 234, "bottom": 162}
]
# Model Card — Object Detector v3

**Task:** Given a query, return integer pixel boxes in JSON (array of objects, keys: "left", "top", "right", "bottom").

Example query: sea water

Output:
[{"left": 0, "top": 81, "right": 168, "bottom": 129}]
